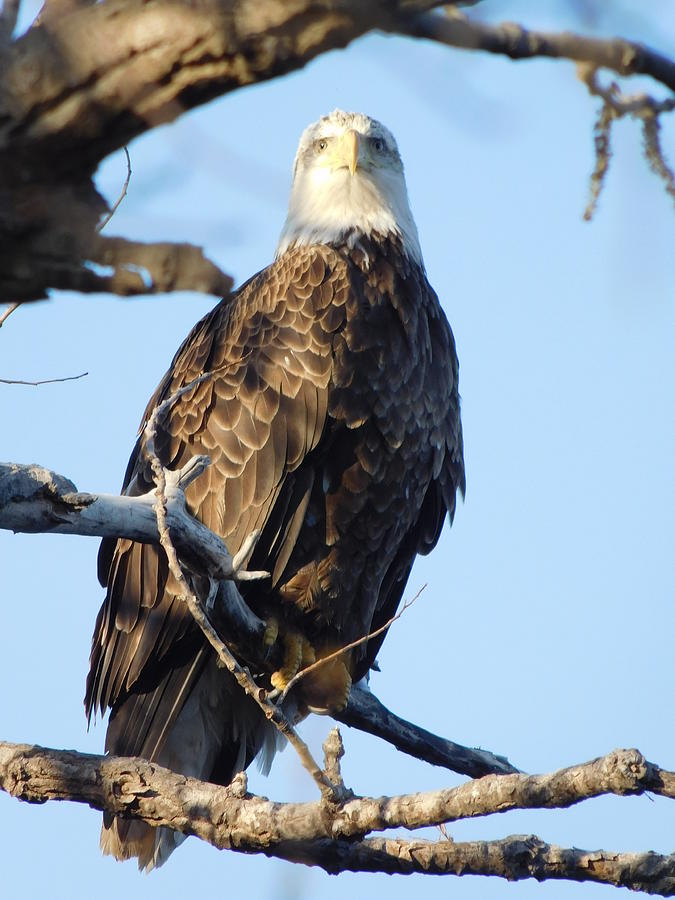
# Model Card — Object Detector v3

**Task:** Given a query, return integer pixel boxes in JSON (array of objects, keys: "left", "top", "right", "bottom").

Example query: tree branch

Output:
[
  {"left": 1, "top": 741, "right": 673, "bottom": 890},
  {"left": 0, "top": 460, "right": 239, "bottom": 580},
  {"left": 274, "top": 835, "right": 675, "bottom": 890},
  {"left": 335, "top": 686, "right": 518, "bottom": 777},
  {"left": 0, "top": 0, "right": 444, "bottom": 179},
  {"left": 0, "top": 459, "right": 517, "bottom": 778},
  {"left": 2, "top": 2, "right": 673, "bottom": 302},
  {"left": 0, "top": 181, "right": 234, "bottom": 302},
  {"left": 398, "top": 11, "right": 675, "bottom": 93}
]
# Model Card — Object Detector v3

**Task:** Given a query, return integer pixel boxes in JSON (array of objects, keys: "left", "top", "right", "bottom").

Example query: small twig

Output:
[
  {"left": 143, "top": 389, "right": 338, "bottom": 801},
  {"left": 578, "top": 63, "right": 675, "bottom": 216},
  {"left": 578, "top": 62, "right": 675, "bottom": 118},
  {"left": 322, "top": 728, "right": 351, "bottom": 802},
  {"left": 97, "top": 147, "right": 131, "bottom": 233},
  {"left": 584, "top": 101, "right": 614, "bottom": 221},
  {"left": 0, "top": 371, "right": 88, "bottom": 386},
  {"left": 0, "top": 303, "right": 19, "bottom": 328},
  {"left": 642, "top": 113, "right": 675, "bottom": 205},
  {"left": 281, "top": 587, "right": 425, "bottom": 703}
]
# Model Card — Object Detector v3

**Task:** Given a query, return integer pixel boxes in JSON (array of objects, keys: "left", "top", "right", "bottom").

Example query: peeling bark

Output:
[{"left": 1, "top": 742, "right": 673, "bottom": 891}]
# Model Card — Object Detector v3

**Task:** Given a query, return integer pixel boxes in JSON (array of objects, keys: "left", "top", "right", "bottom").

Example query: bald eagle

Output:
[{"left": 85, "top": 110, "right": 465, "bottom": 869}]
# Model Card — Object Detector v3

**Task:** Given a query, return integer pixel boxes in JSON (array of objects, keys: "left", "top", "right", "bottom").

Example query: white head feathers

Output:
[{"left": 276, "top": 110, "right": 423, "bottom": 266}]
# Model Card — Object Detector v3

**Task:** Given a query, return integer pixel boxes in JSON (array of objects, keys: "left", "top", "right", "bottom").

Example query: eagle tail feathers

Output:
[{"left": 101, "top": 652, "right": 278, "bottom": 870}]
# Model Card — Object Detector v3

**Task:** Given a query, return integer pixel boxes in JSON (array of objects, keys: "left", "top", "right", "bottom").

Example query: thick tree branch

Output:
[
  {"left": 0, "top": 0, "right": 443, "bottom": 179},
  {"left": 275, "top": 835, "right": 675, "bottom": 890},
  {"left": 0, "top": 460, "right": 239, "bottom": 580},
  {"left": 1, "top": 742, "right": 673, "bottom": 890},
  {"left": 400, "top": 11, "right": 675, "bottom": 93},
  {"left": 0, "top": 180, "right": 234, "bottom": 302},
  {"left": 0, "top": 459, "right": 516, "bottom": 778},
  {"left": 335, "top": 686, "right": 517, "bottom": 777},
  {"left": 2, "top": 2, "right": 673, "bottom": 302}
]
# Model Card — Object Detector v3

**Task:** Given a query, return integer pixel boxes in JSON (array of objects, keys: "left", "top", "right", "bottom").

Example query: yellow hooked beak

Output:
[{"left": 335, "top": 129, "right": 360, "bottom": 175}]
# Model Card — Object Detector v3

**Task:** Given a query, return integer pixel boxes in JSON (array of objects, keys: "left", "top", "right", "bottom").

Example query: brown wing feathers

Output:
[
  {"left": 86, "top": 239, "right": 464, "bottom": 795},
  {"left": 85, "top": 248, "right": 340, "bottom": 734}
]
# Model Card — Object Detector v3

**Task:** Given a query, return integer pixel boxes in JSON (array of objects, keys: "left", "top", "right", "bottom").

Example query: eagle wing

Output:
[
  {"left": 85, "top": 246, "right": 346, "bottom": 758},
  {"left": 85, "top": 240, "right": 465, "bottom": 767}
]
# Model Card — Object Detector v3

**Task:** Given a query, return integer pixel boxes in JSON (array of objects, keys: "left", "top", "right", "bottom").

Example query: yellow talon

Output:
[{"left": 270, "top": 632, "right": 303, "bottom": 690}]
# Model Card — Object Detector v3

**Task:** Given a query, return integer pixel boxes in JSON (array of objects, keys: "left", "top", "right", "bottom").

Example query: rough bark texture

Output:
[
  {"left": 1, "top": 742, "right": 674, "bottom": 891},
  {"left": 400, "top": 12, "right": 675, "bottom": 92},
  {"left": 0, "top": 0, "right": 439, "bottom": 302},
  {"left": 1, "top": 0, "right": 673, "bottom": 302}
]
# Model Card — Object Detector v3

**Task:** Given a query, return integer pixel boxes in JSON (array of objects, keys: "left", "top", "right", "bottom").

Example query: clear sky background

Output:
[{"left": 1, "top": 2, "right": 674, "bottom": 899}]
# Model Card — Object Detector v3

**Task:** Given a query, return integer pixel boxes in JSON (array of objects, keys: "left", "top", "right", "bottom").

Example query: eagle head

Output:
[{"left": 277, "top": 110, "right": 423, "bottom": 265}]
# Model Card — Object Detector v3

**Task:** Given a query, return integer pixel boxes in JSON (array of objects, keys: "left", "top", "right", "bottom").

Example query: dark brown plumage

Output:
[{"left": 85, "top": 112, "right": 465, "bottom": 870}]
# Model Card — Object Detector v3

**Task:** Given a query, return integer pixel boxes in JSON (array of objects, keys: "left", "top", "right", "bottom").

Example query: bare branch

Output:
[
  {"left": 322, "top": 728, "right": 349, "bottom": 798},
  {"left": 1, "top": 742, "right": 673, "bottom": 890},
  {"left": 577, "top": 63, "right": 675, "bottom": 216},
  {"left": 337, "top": 686, "right": 519, "bottom": 778},
  {"left": 584, "top": 100, "right": 614, "bottom": 221},
  {"left": 277, "top": 834, "right": 675, "bottom": 889},
  {"left": 0, "top": 371, "right": 88, "bottom": 386},
  {"left": 0, "top": 460, "right": 237, "bottom": 580},
  {"left": 398, "top": 11, "right": 675, "bottom": 93},
  {"left": 0, "top": 458, "right": 517, "bottom": 778},
  {"left": 642, "top": 114, "right": 675, "bottom": 205},
  {"left": 0, "top": 182, "right": 234, "bottom": 302},
  {"left": 280, "top": 587, "right": 425, "bottom": 703},
  {"left": 96, "top": 147, "right": 132, "bottom": 233},
  {"left": 0, "top": 303, "right": 19, "bottom": 327},
  {"left": 87, "top": 234, "right": 234, "bottom": 297},
  {"left": 2, "top": 2, "right": 673, "bottom": 304}
]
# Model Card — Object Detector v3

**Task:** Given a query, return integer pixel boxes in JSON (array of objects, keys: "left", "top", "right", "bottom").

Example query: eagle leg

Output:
[
  {"left": 263, "top": 616, "right": 279, "bottom": 649},
  {"left": 270, "top": 631, "right": 303, "bottom": 691},
  {"left": 303, "top": 656, "right": 352, "bottom": 714}
]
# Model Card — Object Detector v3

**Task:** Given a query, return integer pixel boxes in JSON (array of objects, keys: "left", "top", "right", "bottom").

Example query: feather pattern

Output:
[{"left": 85, "top": 110, "right": 465, "bottom": 871}]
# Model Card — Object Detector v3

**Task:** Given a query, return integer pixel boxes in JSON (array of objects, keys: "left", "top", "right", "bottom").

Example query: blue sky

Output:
[{"left": 1, "top": 3, "right": 674, "bottom": 898}]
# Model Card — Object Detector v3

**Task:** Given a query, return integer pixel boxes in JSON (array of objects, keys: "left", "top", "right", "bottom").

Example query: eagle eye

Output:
[
  {"left": 316, "top": 139, "right": 328, "bottom": 152},
  {"left": 372, "top": 138, "right": 385, "bottom": 153}
]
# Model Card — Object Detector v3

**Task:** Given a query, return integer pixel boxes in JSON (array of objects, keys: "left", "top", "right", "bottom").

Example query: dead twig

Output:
[
  {"left": 578, "top": 63, "right": 675, "bottom": 216},
  {"left": 642, "top": 113, "right": 675, "bottom": 204},
  {"left": 0, "top": 302, "right": 19, "bottom": 327},
  {"left": 281, "top": 586, "right": 426, "bottom": 703},
  {"left": 583, "top": 101, "right": 615, "bottom": 221},
  {"left": 0, "top": 371, "right": 88, "bottom": 385},
  {"left": 398, "top": 11, "right": 675, "bottom": 93},
  {"left": 97, "top": 147, "right": 131, "bottom": 232}
]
